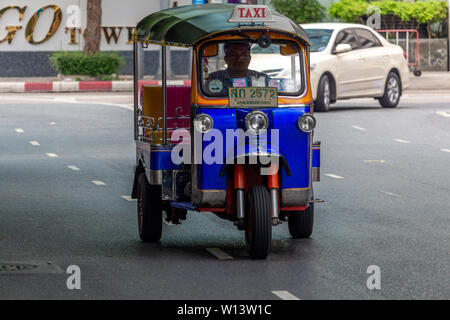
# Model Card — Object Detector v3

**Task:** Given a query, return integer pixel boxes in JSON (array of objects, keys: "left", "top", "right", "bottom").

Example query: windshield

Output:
[
  {"left": 200, "top": 41, "right": 304, "bottom": 98},
  {"left": 304, "top": 29, "right": 333, "bottom": 52}
]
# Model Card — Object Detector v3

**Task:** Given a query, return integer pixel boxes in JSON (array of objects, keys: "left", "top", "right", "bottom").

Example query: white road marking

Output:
[
  {"left": 29, "top": 141, "right": 40, "bottom": 146},
  {"left": 441, "top": 148, "right": 450, "bottom": 153},
  {"left": 364, "top": 160, "right": 386, "bottom": 163},
  {"left": 46, "top": 153, "right": 58, "bottom": 158},
  {"left": 15, "top": 128, "right": 24, "bottom": 133},
  {"left": 91, "top": 180, "right": 106, "bottom": 185},
  {"left": 206, "top": 248, "right": 234, "bottom": 260},
  {"left": 50, "top": 122, "right": 55, "bottom": 125},
  {"left": 324, "top": 173, "right": 344, "bottom": 179},
  {"left": 352, "top": 125, "right": 367, "bottom": 131},
  {"left": 121, "top": 195, "right": 136, "bottom": 201},
  {"left": 272, "top": 291, "right": 301, "bottom": 300},
  {"left": 380, "top": 190, "right": 401, "bottom": 197},
  {"left": 393, "top": 139, "right": 410, "bottom": 144},
  {"left": 67, "top": 165, "right": 80, "bottom": 171},
  {"left": 436, "top": 111, "right": 450, "bottom": 118}
]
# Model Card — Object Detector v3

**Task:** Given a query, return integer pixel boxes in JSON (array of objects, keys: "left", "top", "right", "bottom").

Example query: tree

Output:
[
  {"left": 271, "top": 0, "right": 326, "bottom": 24},
  {"left": 83, "top": 0, "right": 102, "bottom": 55}
]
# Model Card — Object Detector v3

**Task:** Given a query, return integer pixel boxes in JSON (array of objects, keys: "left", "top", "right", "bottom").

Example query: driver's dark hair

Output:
[{"left": 224, "top": 41, "right": 251, "bottom": 56}]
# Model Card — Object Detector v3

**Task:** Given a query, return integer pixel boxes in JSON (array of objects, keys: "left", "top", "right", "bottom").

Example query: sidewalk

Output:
[{"left": 0, "top": 72, "right": 449, "bottom": 93}]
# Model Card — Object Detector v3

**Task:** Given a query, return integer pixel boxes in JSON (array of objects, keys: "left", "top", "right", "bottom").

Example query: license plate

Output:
[{"left": 228, "top": 87, "right": 278, "bottom": 108}]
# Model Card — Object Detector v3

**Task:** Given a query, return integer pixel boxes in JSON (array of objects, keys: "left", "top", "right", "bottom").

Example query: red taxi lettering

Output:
[{"left": 238, "top": 7, "right": 266, "bottom": 19}]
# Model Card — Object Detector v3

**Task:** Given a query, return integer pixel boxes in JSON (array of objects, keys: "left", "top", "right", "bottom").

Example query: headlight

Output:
[
  {"left": 245, "top": 111, "right": 269, "bottom": 135},
  {"left": 194, "top": 114, "right": 213, "bottom": 133},
  {"left": 297, "top": 113, "right": 316, "bottom": 132}
]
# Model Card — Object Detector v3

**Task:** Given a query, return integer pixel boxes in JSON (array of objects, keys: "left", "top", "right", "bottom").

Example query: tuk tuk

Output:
[{"left": 131, "top": 3, "right": 321, "bottom": 259}]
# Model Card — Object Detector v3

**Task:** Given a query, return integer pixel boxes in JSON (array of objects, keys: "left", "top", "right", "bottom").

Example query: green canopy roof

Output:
[{"left": 135, "top": 4, "right": 310, "bottom": 47}]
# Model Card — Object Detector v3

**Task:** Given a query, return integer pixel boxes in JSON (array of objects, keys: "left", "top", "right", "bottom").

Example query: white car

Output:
[{"left": 301, "top": 23, "right": 410, "bottom": 112}]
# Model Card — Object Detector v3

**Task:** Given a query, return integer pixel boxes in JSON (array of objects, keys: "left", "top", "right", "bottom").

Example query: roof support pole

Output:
[
  {"left": 162, "top": 45, "right": 168, "bottom": 145},
  {"left": 133, "top": 41, "right": 139, "bottom": 141}
]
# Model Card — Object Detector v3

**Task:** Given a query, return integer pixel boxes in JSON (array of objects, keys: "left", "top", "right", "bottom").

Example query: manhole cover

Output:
[
  {"left": 0, "top": 261, "right": 63, "bottom": 274},
  {"left": 0, "top": 264, "right": 38, "bottom": 272}
]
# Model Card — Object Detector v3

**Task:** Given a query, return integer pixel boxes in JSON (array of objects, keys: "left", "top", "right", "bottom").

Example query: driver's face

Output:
[{"left": 224, "top": 44, "right": 251, "bottom": 76}]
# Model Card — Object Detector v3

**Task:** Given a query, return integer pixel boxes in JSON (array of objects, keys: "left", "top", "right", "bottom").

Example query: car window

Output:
[
  {"left": 354, "top": 28, "right": 381, "bottom": 48},
  {"left": 304, "top": 29, "right": 333, "bottom": 52},
  {"left": 334, "top": 29, "right": 360, "bottom": 51}
]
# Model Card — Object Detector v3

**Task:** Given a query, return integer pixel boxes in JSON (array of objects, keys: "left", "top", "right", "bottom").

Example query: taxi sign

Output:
[
  {"left": 228, "top": 87, "right": 278, "bottom": 108},
  {"left": 227, "top": 5, "right": 275, "bottom": 24}
]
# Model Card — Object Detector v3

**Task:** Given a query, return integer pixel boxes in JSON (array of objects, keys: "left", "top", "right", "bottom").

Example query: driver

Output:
[{"left": 206, "top": 42, "right": 269, "bottom": 96}]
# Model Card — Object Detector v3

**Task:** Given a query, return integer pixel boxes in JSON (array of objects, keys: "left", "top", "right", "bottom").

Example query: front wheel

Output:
[
  {"left": 287, "top": 204, "right": 314, "bottom": 239},
  {"left": 245, "top": 185, "right": 272, "bottom": 259},
  {"left": 379, "top": 72, "right": 401, "bottom": 108},
  {"left": 137, "top": 173, "right": 162, "bottom": 242}
]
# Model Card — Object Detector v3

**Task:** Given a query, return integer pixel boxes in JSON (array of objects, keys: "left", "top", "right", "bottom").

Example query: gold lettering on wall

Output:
[
  {"left": 64, "top": 27, "right": 84, "bottom": 45},
  {"left": 25, "top": 5, "right": 62, "bottom": 44},
  {"left": 102, "top": 27, "right": 123, "bottom": 44},
  {"left": 126, "top": 27, "right": 135, "bottom": 44},
  {"left": 0, "top": 6, "right": 26, "bottom": 44}
]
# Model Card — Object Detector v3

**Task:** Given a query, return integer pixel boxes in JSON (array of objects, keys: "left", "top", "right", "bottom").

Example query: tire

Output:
[
  {"left": 379, "top": 72, "right": 401, "bottom": 108},
  {"left": 288, "top": 203, "right": 314, "bottom": 239},
  {"left": 137, "top": 173, "right": 162, "bottom": 242},
  {"left": 245, "top": 185, "right": 272, "bottom": 259},
  {"left": 314, "top": 75, "right": 331, "bottom": 112}
]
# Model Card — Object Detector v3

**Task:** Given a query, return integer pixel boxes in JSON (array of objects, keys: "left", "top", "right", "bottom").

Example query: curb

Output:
[{"left": 0, "top": 80, "right": 192, "bottom": 93}]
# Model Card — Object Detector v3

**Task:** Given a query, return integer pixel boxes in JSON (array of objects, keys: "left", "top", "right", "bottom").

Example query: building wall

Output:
[{"left": 0, "top": 0, "right": 192, "bottom": 76}]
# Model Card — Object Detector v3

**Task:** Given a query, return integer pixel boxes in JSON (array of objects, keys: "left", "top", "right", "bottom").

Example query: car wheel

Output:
[
  {"left": 137, "top": 173, "right": 162, "bottom": 242},
  {"left": 287, "top": 204, "right": 314, "bottom": 239},
  {"left": 245, "top": 185, "right": 271, "bottom": 259},
  {"left": 379, "top": 72, "right": 401, "bottom": 108},
  {"left": 315, "top": 75, "right": 331, "bottom": 112}
]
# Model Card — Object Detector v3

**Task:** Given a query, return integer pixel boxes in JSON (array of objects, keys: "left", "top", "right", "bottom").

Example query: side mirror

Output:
[
  {"left": 335, "top": 43, "right": 352, "bottom": 54},
  {"left": 202, "top": 43, "right": 218, "bottom": 57}
]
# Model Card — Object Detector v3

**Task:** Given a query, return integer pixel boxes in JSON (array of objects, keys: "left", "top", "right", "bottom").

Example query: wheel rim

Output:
[
  {"left": 387, "top": 77, "right": 399, "bottom": 104},
  {"left": 323, "top": 79, "right": 330, "bottom": 107}
]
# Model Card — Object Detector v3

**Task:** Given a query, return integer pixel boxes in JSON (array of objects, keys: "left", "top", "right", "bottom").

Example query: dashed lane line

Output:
[
  {"left": 206, "top": 248, "right": 234, "bottom": 260},
  {"left": 380, "top": 190, "right": 401, "bottom": 198},
  {"left": 67, "top": 165, "right": 80, "bottom": 171},
  {"left": 352, "top": 125, "right": 367, "bottom": 131},
  {"left": 121, "top": 195, "right": 136, "bottom": 201},
  {"left": 393, "top": 139, "right": 410, "bottom": 144},
  {"left": 91, "top": 180, "right": 106, "bottom": 186},
  {"left": 272, "top": 291, "right": 301, "bottom": 300},
  {"left": 15, "top": 128, "right": 24, "bottom": 133},
  {"left": 45, "top": 153, "right": 58, "bottom": 158},
  {"left": 324, "top": 173, "right": 344, "bottom": 179},
  {"left": 441, "top": 148, "right": 450, "bottom": 153},
  {"left": 29, "top": 141, "right": 40, "bottom": 146},
  {"left": 436, "top": 111, "right": 450, "bottom": 118}
]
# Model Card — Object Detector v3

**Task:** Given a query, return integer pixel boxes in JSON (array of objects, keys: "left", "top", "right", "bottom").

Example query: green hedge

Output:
[
  {"left": 49, "top": 52, "right": 124, "bottom": 76},
  {"left": 328, "top": 0, "right": 448, "bottom": 25}
]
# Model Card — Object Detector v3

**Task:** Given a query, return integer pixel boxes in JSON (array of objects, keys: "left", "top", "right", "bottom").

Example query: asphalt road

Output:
[{"left": 0, "top": 92, "right": 449, "bottom": 299}]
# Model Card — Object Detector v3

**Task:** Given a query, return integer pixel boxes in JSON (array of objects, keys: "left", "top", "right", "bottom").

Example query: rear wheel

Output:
[
  {"left": 245, "top": 185, "right": 272, "bottom": 259},
  {"left": 137, "top": 173, "right": 162, "bottom": 242},
  {"left": 315, "top": 75, "right": 331, "bottom": 112},
  {"left": 288, "top": 204, "right": 314, "bottom": 239},
  {"left": 379, "top": 72, "right": 401, "bottom": 108}
]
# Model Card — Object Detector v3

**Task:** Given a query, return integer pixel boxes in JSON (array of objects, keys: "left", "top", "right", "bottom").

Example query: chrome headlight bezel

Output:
[
  {"left": 245, "top": 110, "right": 269, "bottom": 135},
  {"left": 297, "top": 113, "right": 316, "bottom": 132},
  {"left": 194, "top": 113, "right": 214, "bottom": 133}
]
